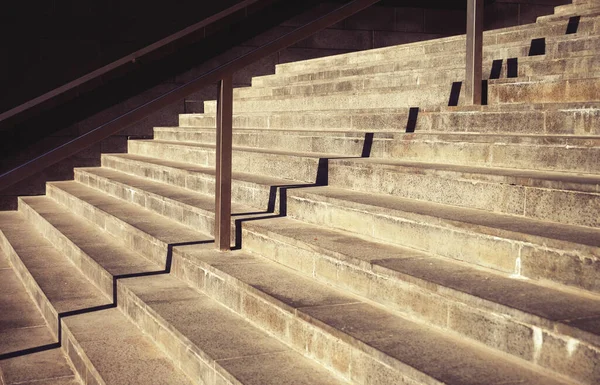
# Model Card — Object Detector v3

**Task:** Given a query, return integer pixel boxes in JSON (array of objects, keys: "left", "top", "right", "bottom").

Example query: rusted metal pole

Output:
[
  {"left": 466, "top": 0, "right": 484, "bottom": 105},
  {"left": 215, "top": 75, "right": 233, "bottom": 251}
]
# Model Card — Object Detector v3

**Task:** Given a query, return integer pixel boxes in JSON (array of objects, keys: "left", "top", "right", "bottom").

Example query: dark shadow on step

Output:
[
  {"left": 529, "top": 38, "right": 546, "bottom": 56},
  {"left": 448, "top": 81, "right": 462, "bottom": 106},
  {"left": 0, "top": 240, "right": 212, "bottom": 360},
  {"left": 507, "top": 58, "right": 519, "bottom": 78},
  {"left": 566, "top": 16, "right": 581, "bottom": 34},
  {"left": 489, "top": 59, "right": 503, "bottom": 80},
  {"left": 406, "top": 108, "right": 419, "bottom": 133}
]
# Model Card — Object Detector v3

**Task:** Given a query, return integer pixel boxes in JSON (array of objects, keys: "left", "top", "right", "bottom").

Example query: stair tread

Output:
[
  {"left": 173, "top": 245, "right": 571, "bottom": 385},
  {"left": 290, "top": 186, "right": 600, "bottom": 248},
  {"left": 0, "top": 212, "right": 110, "bottom": 315},
  {"left": 242, "top": 216, "right": 600, "bottom": 344}
]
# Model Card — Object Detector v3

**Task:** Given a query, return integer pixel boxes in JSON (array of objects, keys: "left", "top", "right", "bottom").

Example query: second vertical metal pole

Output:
[
  {"left": 215, "top": 75, "right": 233, "bottom": 251},
  {"left": 466, "top": 0, "right": 484, "bottom": 105}
]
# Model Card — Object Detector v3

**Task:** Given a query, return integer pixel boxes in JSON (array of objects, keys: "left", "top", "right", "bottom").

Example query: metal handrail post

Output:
[
  {"left": 466, "top": 0, "right": 484, "bottom": 105},
  {"left": 215, "top": 75, "right": 234, "bottom": 251}
]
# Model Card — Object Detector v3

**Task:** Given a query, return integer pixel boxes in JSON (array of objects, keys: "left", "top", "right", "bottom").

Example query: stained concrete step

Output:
[
  {"left": 150, "top": 129, "right": 600, "bottom": 175},
  {"left": 274, "top": 14, "right": 598, "bottom": 75},
  {"left": 283, "top": 186, "right": 600, "bottom": 294},
  {"left": 242, "top": 52, "right": 600, "bottom": 100},
  {"left": 0, "top": 212, "right": 193, "bottom": 385},
  {"left": 127, "top": 139, "right": 338, "bottom": 184},
  {"left": 252, "top": 34, "right": 600, "bottom": 91},
  {"left": 239, "top": 216, "right": 600, "bottom": 385},
  {"left": 99, "top": 153, "right": 298, "bottom": 213},
  {"left": 274, "top": 19, "right": 600, "bottom": 77},
  {"left": 491, "top": 76, "right": 600, "bottom": 104},
  {"left": 178, "top": 104, "right": 600, "bottom": 136},
  {"left": 17, "top": 195, "right": 347, "bottom": 385},
  {"left": 73, "top": 166, "right": 262, "bottom": 238},
  {"left": 0, "top": 250, "right": 81, "bottom": 385},
  {"left": 170, "top": 244, "right": 576, "bottom": 385},
  {"left": 204, "top": 83, "right": 455, "bottom": 114},
  {"left": 31, "top": 182, "right": 576, "bottom": 385},
  {"left": 327, "top": 157, "right": 600, "bottom": 228}
]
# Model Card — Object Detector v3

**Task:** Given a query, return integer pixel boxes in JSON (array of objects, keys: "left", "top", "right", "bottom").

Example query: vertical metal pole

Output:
[
  {"left": 215, "top": 75, "right": 233, "bottom": 251},
  {"left": 466, "top": 0, "right": 484, "bottom": 105}
]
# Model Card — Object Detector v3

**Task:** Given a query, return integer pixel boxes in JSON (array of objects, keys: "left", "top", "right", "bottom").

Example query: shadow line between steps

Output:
[{"left": 0, "top": 240, "right": 212, "bottom": 361}]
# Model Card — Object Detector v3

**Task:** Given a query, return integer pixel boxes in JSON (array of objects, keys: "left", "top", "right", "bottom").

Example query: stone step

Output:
[
  {"left": 17, "top": 195, "right": 347, "bottom": 385},
  {"left": 73, "top": 166, "right": 260, "bottom": 239},
  {"left": 241, "top": 53, "right": 600, "bottom": 100},
  {"left": 251, "top": 31, "right": 600, "bottom": 90},
  {"left": 491, "top": 76, "right": 600, "bottom": 104},
  {"left": 203, "top": 83, "right": 455, "bottom": 114},
  {"left": 178, "top": 103, "right": 600, "bottom": 136},
  {"left": 327, "top": 157, "right": 600, "bottom": 228},
  {"left": 0, "top": 212, "right": 193, "bottom": 385},
  {"left": 283, "top": 186, "right": 600, "bottom": 294},
  {"left": 151, "top": 129, "right": 600, "bottom": 174},
  {"left": 238, "top": 66, "right": 470, "bottom": 99},
  {"left": 274, "top": 14, "right": 598, "bottom": 75},
  {"left": 118, "top": 274, "right": 348, "bottom": 385},
  {"left": 240, "top": 215, "right": 600, "bottom": 385},
  {"left": 44, "top": 181, "right": 214, "bottom": 263},
  {"left": 127, "top": 139, "right": 336, "bottom": 184},
  {"left": 30, "top": 181, "right": 578, "bottom": 385},
  {"left": 99, "top": 153, "right": 293, "bottom": 214},
  {"left": 169, "top": 244, "right": 577, "bottom": 385},
  {"left": 0, "top": 250, "right": 81, "bottom": 385}
]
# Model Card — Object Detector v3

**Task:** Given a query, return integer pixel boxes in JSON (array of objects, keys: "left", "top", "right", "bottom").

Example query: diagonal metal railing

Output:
[
  {"left": 0, "top": 0, "right": 485, "bottom": 251},
  {"left": 0, "top": 0, "right": 265, "bottom": 126}
]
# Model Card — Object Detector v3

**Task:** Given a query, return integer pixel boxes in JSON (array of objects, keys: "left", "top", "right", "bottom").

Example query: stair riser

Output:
[
  {"left": 100, "top": 156, "right": 280, "bottom": 214},
  {"left": 520, "top": 55, "right": 600, "bottom": 79},
  {"left": 421, "top": 108, "right": 600, "bottom": 135},
  {"left": 169, "top": 249, "right": 434, "bottom": 385},
  {"left": 74, "top": 170, "right": 237, "bottom": 241},
  {"left": 285, "top": 191, "right": 600, "bottom": 293},
  {"left": 328, "top": 161, "right": 600, "bottom": 228},
  {"left": 116, "top": 282, "right": 241, "bottom": 385},
  {"left": 128, "top": 141, "right": 322, "bottom": 184},
  {"left": 240, "top": 225, "right": 600, "bottom": 384},
  {"left": 18, "top": 199, "right": 114, "bottom": 299},
  {"left": 376, "top": 139, "right": 600, "bottom": 174},
  {"left": 491, "top": 78, "right": 600, "bottom": 104},
  {"left": 45, "top": 184, "right": 172, "bottom": 267}
]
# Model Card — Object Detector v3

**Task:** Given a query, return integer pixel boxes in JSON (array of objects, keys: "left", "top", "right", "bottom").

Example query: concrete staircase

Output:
[{"left": 2, "top": 1, "right": 600, "bottom": 384}]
